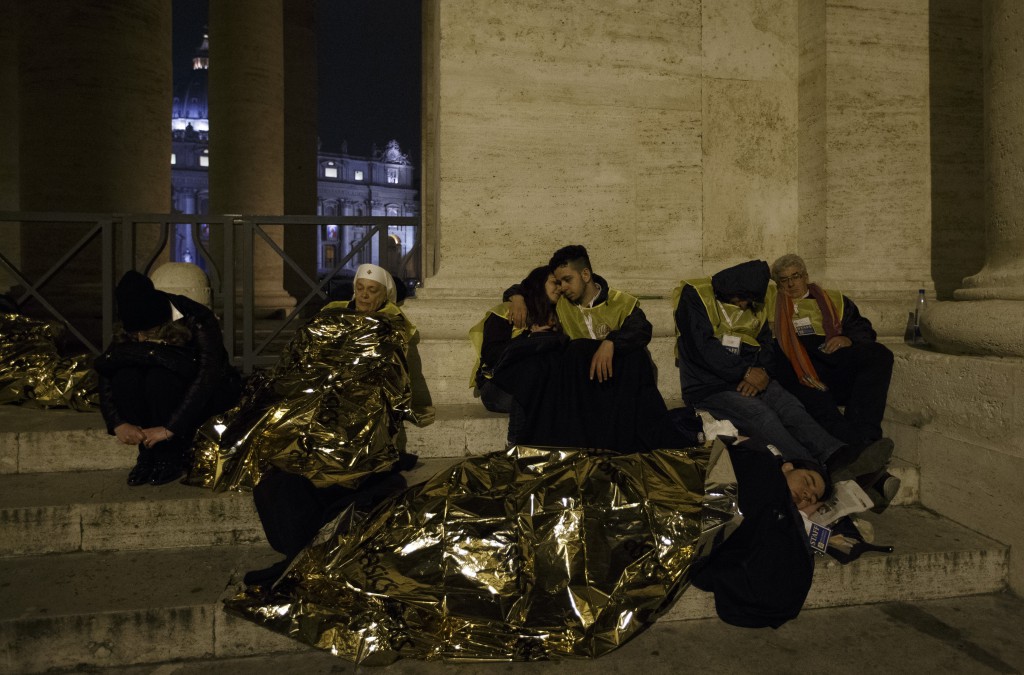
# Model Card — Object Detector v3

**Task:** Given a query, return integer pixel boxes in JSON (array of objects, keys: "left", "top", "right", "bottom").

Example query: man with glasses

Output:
[{"left": 769, "top": 254, "right": 897, "bottom": 510}]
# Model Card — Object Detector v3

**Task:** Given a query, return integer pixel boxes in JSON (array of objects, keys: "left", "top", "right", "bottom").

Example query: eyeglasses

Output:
[{"left": 777, "top": 272, "right": 806, "bottom": 284}]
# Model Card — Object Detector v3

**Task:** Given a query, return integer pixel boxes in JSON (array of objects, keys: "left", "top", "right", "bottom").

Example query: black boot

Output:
[{"left": 127, "top": 444, "right": 155, "bottom": 486}]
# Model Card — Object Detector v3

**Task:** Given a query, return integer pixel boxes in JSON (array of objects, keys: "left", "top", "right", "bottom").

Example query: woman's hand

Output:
[
  {"left": 114, "top": 423, "right": 145, "bottom": 445},
  {"left": 509, "top": 295, "right": 528, "bottom": 329},
  {"left": 141, "top": 426, "right": 175, "bottom": 448}
]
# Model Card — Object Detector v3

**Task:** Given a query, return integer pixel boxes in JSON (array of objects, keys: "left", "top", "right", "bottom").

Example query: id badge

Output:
[
  {"left": 721, "top": 334, "right": 742, "bottom": 355},
  {"left": 794, "top": 317, "right": 815, "bottom": 336},
  {"left": 808, "top": 522, "right": 831, "bottom": 554}
]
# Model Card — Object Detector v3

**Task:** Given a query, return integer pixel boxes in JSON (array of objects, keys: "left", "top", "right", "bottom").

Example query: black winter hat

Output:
[{"left": 116, "top": 270, "right": 171, "bottom": 332}]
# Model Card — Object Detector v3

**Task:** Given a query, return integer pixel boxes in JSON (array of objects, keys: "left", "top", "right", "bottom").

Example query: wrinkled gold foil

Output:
[
  {"left": 188, "top": 307, "right": 431, "bottom": 491},
  {"left": 0, "top": 313, "right": 98, "bottom": 410},
  {"left": 225, "top": 443, "right": 736, "bottom": 664}
]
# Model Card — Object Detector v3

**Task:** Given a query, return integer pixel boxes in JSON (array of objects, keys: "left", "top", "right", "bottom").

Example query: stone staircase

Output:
[{"left": 0, "top": 295, "right": 1011, "bottom": 672}]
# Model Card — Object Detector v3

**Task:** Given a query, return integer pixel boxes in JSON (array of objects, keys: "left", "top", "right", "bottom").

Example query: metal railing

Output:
[{"left": 0, "top": 211, "right": 421, "bottom": 373}]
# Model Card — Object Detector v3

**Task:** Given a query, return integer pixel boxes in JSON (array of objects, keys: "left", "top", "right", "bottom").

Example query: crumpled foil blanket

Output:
[
  {"left": 188, "top": 308, "right": 430, "bottom": 491},
  {"left": 0, "top": 313, "right": 97, "bottom": 410},
  {"left": 226, "top": 443, "right": 738, "bottom": 664}
]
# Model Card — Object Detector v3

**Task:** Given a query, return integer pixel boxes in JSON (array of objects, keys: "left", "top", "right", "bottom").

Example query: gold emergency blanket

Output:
[
  {"left": 0, "top": 313, "right": 97, "bottom": 410},
  {"left": 188, "top": 308, "right": 429, "bottom": 491},
  {"left": 225, "top": 444, "right": 737, "bottom": 664}
]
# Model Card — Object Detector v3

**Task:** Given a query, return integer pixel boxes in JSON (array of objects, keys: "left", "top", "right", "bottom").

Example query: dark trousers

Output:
[
  {"left": 253, "top": 469, "right": 408, "bottom": 559},
  {"left": 111, "top": 366, "right": 191, "bottom": 464},
  {"left": 479, "top": 380, "right": 525, "bottom": 444},
  {"left": 775, "top": 342, "right": 894, "bottom": 450}
]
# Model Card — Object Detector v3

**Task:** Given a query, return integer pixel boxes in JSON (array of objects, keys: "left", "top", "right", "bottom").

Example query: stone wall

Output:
[
  {"left": 424, "top": 0, "right": 935, "bottom": 336},
  {"left": 886, "top": 344, "right": 1024, "bottom": 591},
  {"left": 429, "top": 0, "right": 705, "bottom": 293}
]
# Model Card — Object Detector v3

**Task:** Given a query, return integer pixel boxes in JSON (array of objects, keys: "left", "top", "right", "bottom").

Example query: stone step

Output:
[
  {"left": 0, "top": 505, "right": 1006, "bottom": 673},
  {"left": 0, "top": 453, "right": 922, "bottom": 558},
  {"left": 0, "top": 458, "right": 455, "bottom": 557},
  {"left": 63, "top": 593, "right": 1024, "bottom": 674}
]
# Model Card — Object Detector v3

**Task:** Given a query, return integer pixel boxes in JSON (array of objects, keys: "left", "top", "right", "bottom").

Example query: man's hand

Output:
[
  {"left": 590, "top": 340, "right": 615, "bottom": 382},
  {"left": 141, "top": 426, "right": 175, "bottom": 449},
  {"left": 737, "top": 367, "right": 768, "bottom": 397},
  {"left": 736, "top": 380, "right": 760, "bottom": 397},
  {"left": 114, "top": 423, "right": 145, "bottom": 445},
  {"left": 509, "top": 294, "right": 528, "bottom": 329},
  {"left": 529, "top": 324, "right": 552, "bottom": 333},
  {"left": 821, "top": 335, "right": 853, "bottom": 354}
]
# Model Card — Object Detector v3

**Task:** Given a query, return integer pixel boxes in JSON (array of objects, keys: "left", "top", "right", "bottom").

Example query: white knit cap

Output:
[{"left": 354, "top": 264, "right": 397, "bottom": 304}]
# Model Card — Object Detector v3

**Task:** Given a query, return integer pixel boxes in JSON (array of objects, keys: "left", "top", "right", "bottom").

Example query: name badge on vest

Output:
[
  {"left": 721, "top": 334, "right": 742, "bottom": 355},
  {"left": 808, "top": 522, "right": 831, "bottom": 554},
  {"left": 793, "top": 316, "right": 815, "bottom": 336}
]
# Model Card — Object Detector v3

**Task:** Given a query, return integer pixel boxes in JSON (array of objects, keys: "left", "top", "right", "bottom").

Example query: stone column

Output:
[
  {"left": 922, "top": 0, "right": 1024, "bottom": 356},
  {"left": 208, "top": 0, "right": 294, "bottom": 314},
  {"left": 281, "top": 0, "right": 319, "bottom": 302},
  {"left": 16, "top": 0, "right": 170, "bottom": 329},
  {"left": 0, "top": 3, "right": 19, "bottom": 293}
]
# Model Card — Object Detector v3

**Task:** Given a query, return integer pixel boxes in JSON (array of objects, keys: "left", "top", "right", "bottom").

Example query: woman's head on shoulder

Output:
[{"left": 521, "top": 265, "right": 560, "bottom": 328}]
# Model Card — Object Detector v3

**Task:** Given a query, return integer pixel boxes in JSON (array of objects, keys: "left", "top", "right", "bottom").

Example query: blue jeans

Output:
[{"left": 697, "top": 381, "right": 844, "bottom": 465}]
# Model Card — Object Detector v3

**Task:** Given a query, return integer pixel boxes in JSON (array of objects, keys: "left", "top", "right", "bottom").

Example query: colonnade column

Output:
[
  {"left": 208, "top": 0, "right": 295, "bottom": 315},
  {"left": 0, "top": 3, "right": 19, "bottom": 293},
  {"left": 16, "top": 0, "right": 170, "bottom": 332},
  {"left": 922, "top": 0, "right": 1024, "bottom": 356}
]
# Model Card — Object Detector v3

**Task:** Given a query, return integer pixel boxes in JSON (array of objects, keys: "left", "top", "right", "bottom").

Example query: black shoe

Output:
[
  {"left": 869, "top": 472, "right": 901, "bottom": 514},
  {"left": 149, "top": 461, "right": 185, "bottom": 486},
  {"left": 127, "top": 460, "right": 154, "bottom": 486}
]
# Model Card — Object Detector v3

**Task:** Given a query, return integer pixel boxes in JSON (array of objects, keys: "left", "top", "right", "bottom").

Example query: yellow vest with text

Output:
[
  {"left": 765, "top": 288, "right": 845, "bottom": 337},
  {"left": 672, "top": 278, "right": 768, "bottom": 349},
  {"left": 555, "top": 289, "right": 638, "bottom": 341}
]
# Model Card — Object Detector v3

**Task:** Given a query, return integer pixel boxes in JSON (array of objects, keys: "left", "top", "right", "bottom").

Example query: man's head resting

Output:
[
  {"left": 549, "top": 244, "right": 594, "bottom": 304},
  {"left": 782, "top": 458, "right": 832, "bottom": 513},
  {"left": 711, "top": 260, "right": 771, "bottom": 308}
]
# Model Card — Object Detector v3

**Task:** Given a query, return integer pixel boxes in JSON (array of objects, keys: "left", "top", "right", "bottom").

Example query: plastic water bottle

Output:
[{"left": 913, "top": 289, "right": 926, "bottom": 344}]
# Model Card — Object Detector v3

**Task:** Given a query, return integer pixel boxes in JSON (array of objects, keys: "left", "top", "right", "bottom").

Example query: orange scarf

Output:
[{"left": 774, "top": 284, "right": 841, "bottom": 391}]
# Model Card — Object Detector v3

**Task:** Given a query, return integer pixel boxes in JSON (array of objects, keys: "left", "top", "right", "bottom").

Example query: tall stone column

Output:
[
  {"left": 208, "top": 0, "right": 295, "bottom": 314},
  {"left": 922, "top": 0, "right": 1024, "bottom": 356},
  {"left": 16, "top": 0, "right": 170, "bottom": 332},
  {"left": 281, "top": 0, "right": 318, "bottom": 303},
  {"left": 0, "top": 3, "right": 19, "bottom": 293}
]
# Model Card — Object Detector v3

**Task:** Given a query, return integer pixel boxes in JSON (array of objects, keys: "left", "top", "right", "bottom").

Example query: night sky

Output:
[{"left": 172, "top": 0, "right": 421, "bottom": 163}]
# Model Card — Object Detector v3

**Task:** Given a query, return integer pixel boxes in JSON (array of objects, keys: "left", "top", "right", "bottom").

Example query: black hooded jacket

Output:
[
  {"left": 96, "top": 293, "right": 240, "bottom": 437},
  {"left": 675, "top": 260, "right": 778, "bottom": 403}
]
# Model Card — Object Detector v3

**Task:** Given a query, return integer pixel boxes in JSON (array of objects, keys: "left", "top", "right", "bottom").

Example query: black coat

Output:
[
  {"left": 96, "top": 293, "right": 240, "bottom": 437},
  {"left": 692, "top": 437, "right": 815, "bottom": 629},
  {"left": 675, "top": 260, "right": 777, "bottom": 403}
]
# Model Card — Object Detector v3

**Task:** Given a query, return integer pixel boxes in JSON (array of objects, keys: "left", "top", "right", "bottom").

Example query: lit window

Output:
[
  {"left": 323, "top": 244, "right": 337, "bottom": 266},
  {"left": 171, "top": 153, "right": 176, "bottom": 165},
  {"left": 354, "top": 170, "right": 364, "bottom": 181},
  {"left": 199, "top": 153, "right": 209, "bottom": 167},
  {"left": 387, "top": 168, "right": 399, "bottom": 184},
  {"left": 325, "top": 166, "right": 338, "bottom": 178}
]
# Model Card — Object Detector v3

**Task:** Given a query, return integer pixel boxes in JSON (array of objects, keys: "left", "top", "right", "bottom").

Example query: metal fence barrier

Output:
[{"left": 0, "top": 211, "right": 421, "bottom": 373}]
